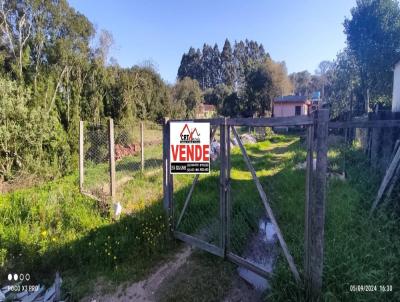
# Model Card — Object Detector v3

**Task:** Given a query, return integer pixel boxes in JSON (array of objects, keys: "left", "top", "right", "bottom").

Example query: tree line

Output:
[
  {"left": 178, "top": 39, "right": 268, "bottom": 90},
  {"left": 1, "top": 0, "right": 400, "bottom": 181},
  {"left": 0, "top": 0, "right": 192, "bottom": 180},
  {"left": 177, "top": 39, "right": 293, "bottom": 117},
  {"left": 289, "top": 0, "right": 400, "bottom": 119}
]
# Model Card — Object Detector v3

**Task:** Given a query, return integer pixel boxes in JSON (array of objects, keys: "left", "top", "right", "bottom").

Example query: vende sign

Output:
[{"left": 170, "top": 122, "right": 210, "bottom": 174}]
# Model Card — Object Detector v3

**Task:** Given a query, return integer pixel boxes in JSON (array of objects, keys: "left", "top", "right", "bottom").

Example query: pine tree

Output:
[
  {"left": 221, "top": 39, "right": 235, "bottom": 87},
  {"left": 177, "top": 47, "right": 202, "bottom": 84},
  {"left": 201, "top": 44, "right": 214, "bottom": 89},
  {"left": 211, "top": 44, "right": 222, "bottom": 87},
  {"left": 233, "top": 40, "right": 247, "bottom": 91}
]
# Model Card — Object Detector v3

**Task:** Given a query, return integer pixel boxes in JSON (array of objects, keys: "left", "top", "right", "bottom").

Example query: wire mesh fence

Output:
[
  {"left": 171, "top": 123, "right": 306, "bottom": 273},
  {"left": 228, "top": 126, "right": 306, "bottom": 273},
  {"left": 142, "top": 121, "right": 163, "bottom": 170},
  {"left": 80, "top": 120, "right": 163, "bottom": 211},
  {"left": 173, "top": 126, "right": 222, "bottom": 248},
  {"left": 166, "top": 114, "right": 400, "bottom": 297},
  {"left": 114, "top": 121, "right": 163, "bottom": 210},
  {"left": 82, "top": 122, "right": 110, "bottom": 201}
]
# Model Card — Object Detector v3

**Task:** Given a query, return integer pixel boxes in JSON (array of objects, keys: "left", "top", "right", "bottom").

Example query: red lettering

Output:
[
  {"left": 179, "top": 145, "right": 186, "bottom": 161},
  {"left": 171, "top": 144, "right": 211, "bottom": 162},
  {"left": 195, "top": 145, "right": 202, "bottom": 161},
  {"left": 187, "top": 144, "right": 194, "bottom": 161},
  {"left": 171, "top": 145, "right": 179, "bottom": 161},
  {"left": 203, "top": 145, "right": 209, "bottom": 161}
]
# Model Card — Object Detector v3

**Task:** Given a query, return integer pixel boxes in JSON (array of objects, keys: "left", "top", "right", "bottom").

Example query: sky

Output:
[{"left": 69, "top": 0, "right": 356, "bottom": 84}]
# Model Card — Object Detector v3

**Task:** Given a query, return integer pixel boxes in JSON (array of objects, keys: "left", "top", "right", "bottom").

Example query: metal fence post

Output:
[
  {"left": 310, "top": 109, "right": 329, "bottom": 299},
  {"left": 109, "top": 118, "right": 116, "bottom": 203},
  {"left": 79, "top": 120, "right": 84, "bottom": 192},
  {"left": 141, "top": 121, "right": 144, "bottom": 173}
]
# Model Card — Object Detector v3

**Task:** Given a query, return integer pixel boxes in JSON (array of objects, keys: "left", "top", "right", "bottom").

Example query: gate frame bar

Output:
[{"left": 163, "top": 110, "right": 330, "bottom": 297}]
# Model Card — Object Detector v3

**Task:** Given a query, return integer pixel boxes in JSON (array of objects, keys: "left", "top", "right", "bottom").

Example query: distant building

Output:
[
  {"left": 197, "top": 103, "right": 217, "bottom": 118},
  {"left": 273, "top": 95, "right": 311, "bottom": 117}
]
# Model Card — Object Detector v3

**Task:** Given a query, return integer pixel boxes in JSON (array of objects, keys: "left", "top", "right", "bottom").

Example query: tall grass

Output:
[
  {"left": 268, "top": 141, "right": 400, "bottom": 302},
  {"left": 0, "top": 173, "right": 176, "bottom": 300},
  {"left": 1, "top": 134, "right": 399, "bottom": 301}
]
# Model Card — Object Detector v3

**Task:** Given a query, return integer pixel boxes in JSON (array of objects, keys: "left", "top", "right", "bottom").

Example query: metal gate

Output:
[
  {"left": 162, "top": 113, "right": 329, "bottom": 284},
  {"left": 165, "top": 121, "right": 225, "bottom": 257}
]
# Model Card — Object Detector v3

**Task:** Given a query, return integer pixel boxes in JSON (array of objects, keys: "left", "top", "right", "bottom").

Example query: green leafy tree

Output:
[
  {"left": 201, "top": 44, "right": 214, "bottom": 89},
  {"left": 204, "top": 84, "right": 232, "bottom": 112},
  {"left": 344, "top": 0, "right": 400, "bottom": 106},
  {"left": 221, "top": 92, "right": 241, "bottom": 117},
  {"left": 0, "top": 76, "right": 70, "bottom": 180},
  {"left": 289, "top": 71, "right": 312, "bottom": 96},
  {"left": 315, "top": 60, "right": 334, "bottom": 100},
  {"left": 177, "top": 39, "right": 269, "bottom": 91},
  {"left": 172, "top": 77, "right": 203, "bottom": 118},
  {"left": 245, "top": 59, "right": 292, "bottom": 117}
]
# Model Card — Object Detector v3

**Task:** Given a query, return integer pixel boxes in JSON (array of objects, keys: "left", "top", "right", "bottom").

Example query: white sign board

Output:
[{"left": 170, "top": 122, "right": 210, "bottom": 174}]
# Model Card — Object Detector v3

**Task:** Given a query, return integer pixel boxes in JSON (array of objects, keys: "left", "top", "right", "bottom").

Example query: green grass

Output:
[
  {"left": 0, "top": 173, "right": 177, "bottom": 300},
  {"left": 159, "top": 135, "right": 305, "bottom": 300},
  {"left": 160, "top": 134, "right": 399, "bottom": 302},
  {"left": 267, "top": 140, "right": 400, "bottom": 301},
  {"left": 82, "top": 143, "right": 163, "bottom": 207},
  {"left": 1, "top": 133, "right": 399, "bottom": 301},
  {"left": 82, "top": 120, "right": 163, "bottom": 204}
]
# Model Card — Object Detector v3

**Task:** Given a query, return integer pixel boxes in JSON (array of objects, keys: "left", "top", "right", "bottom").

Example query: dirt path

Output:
[
  {"left": 223, "top": 276, "right": 263, "bottom": 302},
  {"left": 83, "top": 246, "right": 192, "bottom": 302}
]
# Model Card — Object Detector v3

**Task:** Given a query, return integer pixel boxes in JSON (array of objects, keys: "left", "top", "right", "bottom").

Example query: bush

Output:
[{"left": 0, "top": 77, "right": 71, "bottom": 181}]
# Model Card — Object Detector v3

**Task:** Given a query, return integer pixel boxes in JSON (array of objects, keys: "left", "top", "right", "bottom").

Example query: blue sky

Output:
[{"left": 69, "top": 0, "right": 356, "bottom": 84}]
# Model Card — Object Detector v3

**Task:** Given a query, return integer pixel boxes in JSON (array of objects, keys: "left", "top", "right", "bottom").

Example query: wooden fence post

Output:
[
  {"left": 304, "top": 121, "right": 314, "bottom": 288},
  {"left": 310, "top": 109, "right": 329, "bottom": 299},
  {"left": 163, "top": 118, "right": 173, "bottom": 230},
  {"left": 163, "top": 118, "right": 170, "bottom": 212},
  {"left": 79, "top": 120, "right": 84, "bottom": 192},
  {"left": 109, "top": 118, "right": 116, "bottom": 203},
  {"left": 141, "top": 122, "right": 144, "bottom": 173},
  {"left": 226, "top": 122, "right": 231, "bottom": 255},
  {"left": 219, "top": 118, "right": 227, "bottom": 253}
]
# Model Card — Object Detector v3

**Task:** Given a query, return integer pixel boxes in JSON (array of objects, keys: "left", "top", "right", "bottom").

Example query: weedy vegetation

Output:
[{"left": 0, "top": 134, "right": 399, "bottom": 301}]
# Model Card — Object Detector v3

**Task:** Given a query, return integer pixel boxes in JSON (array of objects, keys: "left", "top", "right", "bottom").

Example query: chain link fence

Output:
[
  {"left": 80, "top": 120, "right": 163, "bottom": 212},
  {"left": 172, "top": 124, "right": 306, "bottom": 268},
  {"left": 228, "top": 126, "right": 305, "bottom": 274},
  {"left": 114, "top": 121, "right": 163, "bottom": 211},
  {"left": 167, "top": 115, "right": 400, "bottom": 298},
  {"left": 82, "top": 122, "right": 110, "bottom": 202},
  {"left": 173, "top": 126, "right": 222, "bottom": 248}
]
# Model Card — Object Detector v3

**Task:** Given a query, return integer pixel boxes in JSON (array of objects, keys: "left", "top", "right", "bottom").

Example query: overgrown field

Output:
[
  {"left": 0, "top": 173, "right": 177, "bottom": 300},
  {"left": 0, "top": 134, "right": 399, "bottom": 301},
  {"left": 161, "top": 135, "right": 400, "bottom": 301},
  {"left": 268, "top": 138, "right": 400, "bottom": 301}
]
